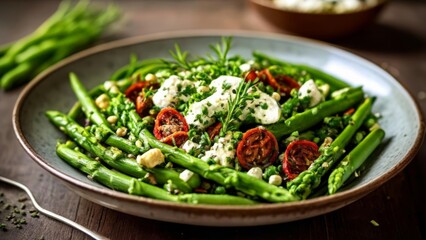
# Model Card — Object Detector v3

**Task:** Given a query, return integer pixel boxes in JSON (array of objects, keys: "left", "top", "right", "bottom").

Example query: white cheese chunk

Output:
[
  {"left": 179, "top": 169, "right": 194, "bottom": 182},
  {"left": 152, "top": 75, "right": 193, "bottom": 108},
  {"left": 136, "top": 148, "right": 165, "bottom": 168},
  {"left": 202, "top": 134, "right": 235, "bottom": 167},
  {"left": 298, "top": 79, "right": 323, "bottom": 107},
  {"left": 181, "top": 140, "right": 200, "bottom": 153}
]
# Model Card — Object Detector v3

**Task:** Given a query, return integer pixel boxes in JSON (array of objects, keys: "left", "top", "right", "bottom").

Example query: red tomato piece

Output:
[
  {"left": 124, "top": 81, "right": 159, "bottom": 102},
  {"left": 236, "top": 127, "right": 279, "bottom": 170},
  {"left": 160, "top": 131, "right": 189, "bottom": 147},
  {"left": 135, "top": 94, "right": 153, "bottom": 117},
  {"left": 283, "top": 140, "right": 320, "bottom": 180},
  {"left": 258, "top": 69, "right": 300, "bottom": 96},
  {"left": 206, "top": 122, "right": 222, "bottom": 141},
  {"left": 344, "top": 108, "right": 355, "bottom": 116},
  {"left": 124, "top": 81, "right": 160, "bottom": 117},
  {"left": 244, "top": 70, "right": 258, "bottom": 82},
  {"left": 154, "top": 107, "right": 189, "bottom": 140}
]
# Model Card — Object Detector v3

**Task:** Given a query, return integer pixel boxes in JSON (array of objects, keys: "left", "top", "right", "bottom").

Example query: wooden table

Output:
[{"left": 1, "top": 0, "right": 425, "bottom": 239}]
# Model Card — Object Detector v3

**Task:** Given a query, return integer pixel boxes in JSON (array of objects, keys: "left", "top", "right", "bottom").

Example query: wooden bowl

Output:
[{"left": 250, "top": 0, "right": 388, "bottom": 39}]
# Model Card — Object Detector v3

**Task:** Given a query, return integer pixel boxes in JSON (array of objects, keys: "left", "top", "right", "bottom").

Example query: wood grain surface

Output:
[{"left": 0, "top": 0, "right": 425, "bottom": 239}]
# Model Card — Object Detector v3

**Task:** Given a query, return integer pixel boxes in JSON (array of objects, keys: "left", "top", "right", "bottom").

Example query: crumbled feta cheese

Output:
[
  {"left": 104, "top": 81, "right": 115, "bottom": 90},
  {"left": 298, "top": 79, "right": 323, "bottom": 107},
  {"left": 239, "top": 61, "right": 254, "bottom": 72},
  {"left": 179, "top": 169, "right": 194, "bottom": 182},
  {"left": 317, "top": 83, "right": 330, "bottom": 98},
  {"left": 136, "top": 148, "right": 165, "bottom": 168},
  {"left": 181, "top": 140, "right": 200, "bottom": 153},
  {"left": 152, "top": 75, "right": 193, "bottom": 108},
  {"left": 202, "top": 133, "right": 235, "bottom": 167}
]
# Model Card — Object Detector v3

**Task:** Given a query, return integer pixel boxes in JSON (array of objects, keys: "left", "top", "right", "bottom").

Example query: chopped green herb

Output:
[
  {"left": 370, "top": 219, "right": 379, "bottom": 227},
  {"left": 0, "top": 223, "right": 7, "bottom": 231}
]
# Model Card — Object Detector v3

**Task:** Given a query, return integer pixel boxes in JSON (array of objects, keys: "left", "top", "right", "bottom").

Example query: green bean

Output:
[
  {"left": 0, "top": 0, "right": 120, "bottom": 90},
  {"left": 0, "top": 62, "right": 34, "bottom": 90},
  {"left": 67, "top": 77, "right": 135, "bottom": 119},
  {"left": 69, "top": 72, "right": 112, "bottom": 132},
  {"left": 111, "top": 58, "right": 168, "bottom": 81},
  {"left": 328, "top": 128, "right": 385, "bottom": 194}
]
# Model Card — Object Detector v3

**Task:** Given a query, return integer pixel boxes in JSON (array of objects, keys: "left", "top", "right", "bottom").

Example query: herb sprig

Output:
[
  {"left": 220, "top": 79, "right": 257, "bottom": 136},
  {"left": 209, "top": 37, "right": 232, "bottom": 66},
  {"left": 169, "top": 44, "right": 192, "bottom": 70}
]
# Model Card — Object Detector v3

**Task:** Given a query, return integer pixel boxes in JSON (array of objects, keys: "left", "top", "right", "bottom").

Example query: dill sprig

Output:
[
  {"left": 220, "top": 79, "right": 256, "bottom": 136},
  {"left": 169, "top": 44, "right": 192, "bottom": 70},
  {"left": 209, "top": 37, "right": 232, "bottom": 66}
]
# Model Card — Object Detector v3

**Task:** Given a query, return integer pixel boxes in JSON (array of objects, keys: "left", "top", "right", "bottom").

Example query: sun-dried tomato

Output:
[
  {"left": 206, "top": 122, "right": 222, "bottom": 141},
  {"left": 283, "top": 140, "right": 320, "bottom": 180},
  {"left": 160, "top": 131, "right": 189, "bottom": 147},
  {"left": 258, "top": 69, "right": 300, "bottom": 96},
  {"left": 236, "top": 127, "right": 279, "bottom": 170},
  {"left": 153, "top": 107, "right": 189, "bottom": 141}
]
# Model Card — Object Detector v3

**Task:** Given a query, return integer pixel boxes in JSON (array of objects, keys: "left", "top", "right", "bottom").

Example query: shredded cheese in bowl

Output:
[{"left": 273, "top": 0, "right": 384, "bottom": 14}]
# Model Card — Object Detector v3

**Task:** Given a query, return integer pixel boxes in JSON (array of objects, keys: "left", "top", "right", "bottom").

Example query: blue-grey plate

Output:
[{"left": 13, "top": 31, "right": 424, "bottom": 226}]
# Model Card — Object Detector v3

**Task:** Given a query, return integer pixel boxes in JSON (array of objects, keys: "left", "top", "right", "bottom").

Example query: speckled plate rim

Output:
[{"left": 12, "top": 30, "right": 425, "bottom": 217}]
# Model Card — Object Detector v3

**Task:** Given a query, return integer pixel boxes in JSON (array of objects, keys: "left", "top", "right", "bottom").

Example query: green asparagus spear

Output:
[
  {"left": 110, "top": 57, "right": 166, "bottom": 81},
  {"left": 0, "top": 43, "right": 11, "bottom": 58},
  {"left": 57, "top": 142, "right": 256, "bottom": 205},
  {"left": 287, "top": 97, "right": 373, "bottom": 199},
  {"left": 4, "top": 1, "right": 73, "bottom": 58},
  {"left": 67, "top": 77, "right": 136, "bottom": 120},
  {"left": 69, "top": 72, "right": 112, "bottom": 132},
  {"left": 266, "top": 88, "right": 364, "bottom": 140},
  {"left": 14, "top": 32, "right": 91, "bottom": 64},
  {"left": 328, "top": 128, "right": 385, "bottom": 194},
  {"left": 0, "top": 0, "right": 120, "bottom": 90},
  {"left": 0, "top": 62, "right": 34, "bottom": 90},
  {"left": 104, "top": 135, "right": 141, "bottom": 156},
  {"left": 46, "top": 110, "right": 194, "bottom": 193}
]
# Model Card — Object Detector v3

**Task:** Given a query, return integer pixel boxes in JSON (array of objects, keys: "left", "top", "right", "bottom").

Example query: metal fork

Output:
[{"left": 0, "top": 176, "right": 109, "bottom": 240}]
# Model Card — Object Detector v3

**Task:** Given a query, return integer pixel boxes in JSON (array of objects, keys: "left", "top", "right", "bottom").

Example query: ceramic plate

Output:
[{"left": 13, "top": 31, "right": 424, "bottom": 226}]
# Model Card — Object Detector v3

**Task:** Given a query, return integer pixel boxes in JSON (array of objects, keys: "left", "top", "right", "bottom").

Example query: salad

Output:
[
  {"left": 272, "top": 0, "right": 384, "bottom": 14},
  {"left": 47, "top": 37, "right": 384, "bottom": 204}
]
